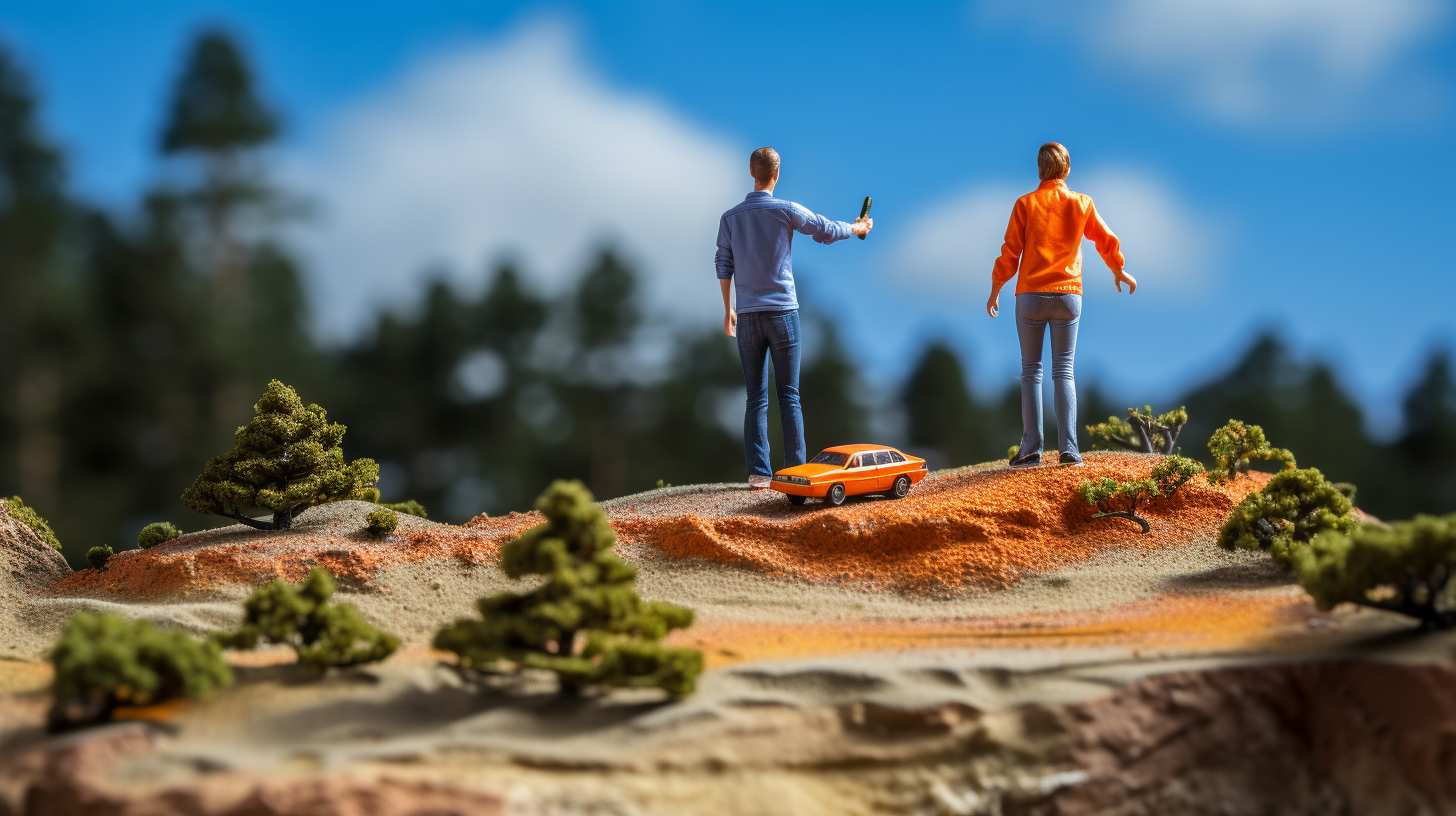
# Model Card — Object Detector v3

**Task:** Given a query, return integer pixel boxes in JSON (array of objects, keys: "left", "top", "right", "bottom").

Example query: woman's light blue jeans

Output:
[
  {"left": 736, "top": 309, "right": 806, "bottom": 478},
  {"left": 1015, "top": 293, "right": 1081, "bottom": 458}
]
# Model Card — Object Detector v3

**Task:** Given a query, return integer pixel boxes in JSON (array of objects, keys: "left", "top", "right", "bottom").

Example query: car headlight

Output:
[{"left": 773, "top": 475, "right": 811, "bottom": 486}]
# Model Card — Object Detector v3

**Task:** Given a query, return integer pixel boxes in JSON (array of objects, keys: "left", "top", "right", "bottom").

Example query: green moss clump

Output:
[
  {"left": 380, "top": 499, "right": 427, "bottom": 518},
  {"left": 434, "top": 480, "right": 703, "bottom": 697},
  {"left": 1293, "top": 513, "right": 1456, "bottom": 629},
  {"left": 366, "top": 507, "right": 398, "bottom": 536},
  {"left": 215, "top": 567, "right": 398, "bottom": 669},
  {"left": 1218, "top": 467, "right": 1358, "bottom": 565},
  {"left": 6, "top": 496, "right": 61, "bottom": 550},
  {"left": 137, "top": 521, "right": 182, "bottom": 549},
  {"left": 1206, "top": 419, "right": 1295, "bottom": 484},
  {"left": 86, "top": 546, "right": 113, "bottom": 570},
  {"left": 49, "top": 612, "right": 231, "bottom": 728}
]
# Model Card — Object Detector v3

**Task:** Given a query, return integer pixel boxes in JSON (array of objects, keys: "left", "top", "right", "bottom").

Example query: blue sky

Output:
[{"left": 3, "top": 1, "right": 1454, "bottom": 431}]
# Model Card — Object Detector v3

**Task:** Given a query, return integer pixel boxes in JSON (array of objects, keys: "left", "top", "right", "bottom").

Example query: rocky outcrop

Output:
[{"left": 0, "top": 497, "right": 69, "bottom": 596}]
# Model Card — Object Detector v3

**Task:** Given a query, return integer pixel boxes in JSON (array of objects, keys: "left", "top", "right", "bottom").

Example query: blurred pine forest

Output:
[{"left": 3, "top": 33, "right": 1453, "bottom": 566}]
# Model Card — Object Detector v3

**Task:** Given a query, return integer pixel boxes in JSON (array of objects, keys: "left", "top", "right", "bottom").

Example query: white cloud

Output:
[
  {"left": 893, "top": 170, "right": 1217, "bottom": 299},
  {"left": 986, "top": 0, "right": 1447, "bottom": 126},
  {"left": 284, "top": 19, "right": 744, "bottom": 339}
]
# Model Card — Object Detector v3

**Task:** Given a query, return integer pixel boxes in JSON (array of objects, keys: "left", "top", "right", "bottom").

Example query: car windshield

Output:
[{"left": 809, "top": 451, "right": 849, "bottom": 466}]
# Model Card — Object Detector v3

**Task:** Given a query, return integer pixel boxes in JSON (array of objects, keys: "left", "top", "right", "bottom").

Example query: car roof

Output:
[{"left": 822, "top": 444, "right": 898, "bottom": 454}]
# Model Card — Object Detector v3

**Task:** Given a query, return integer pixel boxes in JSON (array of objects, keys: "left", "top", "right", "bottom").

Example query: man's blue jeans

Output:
[
  {"left": 737, "top": 309, "right": 806, "bottom": 478},
  {"left": 1015, "top": 293, "right": 1081, "bottom": 457}
]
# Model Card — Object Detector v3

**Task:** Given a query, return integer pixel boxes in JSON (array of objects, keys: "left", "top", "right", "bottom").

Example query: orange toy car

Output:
[{"left": 770, "top": 444, "right": 928, "bottom": 506}]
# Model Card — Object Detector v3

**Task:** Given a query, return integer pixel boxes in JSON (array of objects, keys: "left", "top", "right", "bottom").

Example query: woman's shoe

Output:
[
  {"left": 1059, "top": 452, "right": 1084, "bottom": 466},
  {"left": 748, "top": 474, "right": 773, "bottom": 488},
  {"left": 1009, "top": 450, "right": 1042, "bottom": 468}
]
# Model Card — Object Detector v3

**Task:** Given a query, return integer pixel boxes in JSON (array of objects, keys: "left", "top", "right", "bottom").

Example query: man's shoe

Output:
[
  {"left": 748, "top": 474, "right": 773, "bottom": 489},
  {"left": 1009, "top": 450, "right": 1041, "bottom": 469},
  {"left": 1060, "top": 452, "right": 1084, "bottom": 466}
]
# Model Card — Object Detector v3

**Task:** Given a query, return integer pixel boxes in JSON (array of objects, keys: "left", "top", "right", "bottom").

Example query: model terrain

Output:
[{"left": 3, "top": 444, "right": 1455, "bottom": 816}]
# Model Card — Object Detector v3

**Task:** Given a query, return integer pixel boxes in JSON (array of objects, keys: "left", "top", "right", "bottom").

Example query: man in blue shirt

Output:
[{"left": 714, "top": 147, "right": 872, "bottom": 487}]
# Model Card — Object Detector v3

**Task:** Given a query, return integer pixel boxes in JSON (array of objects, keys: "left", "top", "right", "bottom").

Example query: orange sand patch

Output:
[
  {"left": 622, "top": 454, "right": 1271, "bottom": 594},
  {"left": 670, "top": 589, "right": 1314, "bottom": 669}
]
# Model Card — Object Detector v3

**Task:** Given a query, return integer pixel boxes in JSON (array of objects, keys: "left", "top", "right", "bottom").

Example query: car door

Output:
[
  {"left": 846, "top": 453, "right": 878, "bottom": 494},
  {"left": 873, "top": 451, "right": 898, "bottom": 489}
]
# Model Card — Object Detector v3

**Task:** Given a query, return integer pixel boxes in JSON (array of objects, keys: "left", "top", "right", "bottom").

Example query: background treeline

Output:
[{"left": 2, "top": 33, "right": 1453, "bottom": 566}]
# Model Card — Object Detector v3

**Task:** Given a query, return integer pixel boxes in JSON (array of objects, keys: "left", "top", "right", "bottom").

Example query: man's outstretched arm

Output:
[{"left": 788, "top": 204, "right": 871, "bottom": 244}]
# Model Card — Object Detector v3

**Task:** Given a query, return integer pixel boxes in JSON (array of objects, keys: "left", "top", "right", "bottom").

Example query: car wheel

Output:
[
  {"left": 827, "top": 483, "right": 847, "bottom": 506},
  {"left": 787, "top": 494, "right": 807, "bottom": 506},
  {"left": 889, "top": 475, "right": 911, "bottom": 499}
]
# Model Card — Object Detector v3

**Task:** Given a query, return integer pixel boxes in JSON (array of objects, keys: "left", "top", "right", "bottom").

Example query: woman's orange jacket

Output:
[{"left": 991, "top": 178, "right": 1124, "bottom": 296}]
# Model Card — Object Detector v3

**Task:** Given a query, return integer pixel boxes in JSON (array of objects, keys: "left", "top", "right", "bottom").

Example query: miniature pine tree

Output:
[
  {"left": 182, "top": 380, "right": 378, "bottom": 530},
  {"left": 434, "top": 480, "right": 703, "bottom": 696},
  {"left": 366, "top": 507, "right": 398, "bottom": 536},
  {"left": 1077, "top": 455, "right": 1205, "bottom": 534},
  {"left": 215, "top": 567, "right": 398, "bottom": 669},
  {"left": 1206, "top": 419, "right": 1295, "bottom": 483},
  {"left": 1087, "top": 405, "right": 1188, "bottom": 454},
  {"left": 1292, "top": 513, "right": 1456, "bottom": 630},
  {"left": 49, "top": 612, "right": 232, "bottom": 728},
  {"left": 138, "top": 521, "right": 182, "bottom": 549},
  {"left": 1218, "top": 467, "right": 1358, "bottom": 565},
  {"left": 5, "top": 496, "right": 61, "bottom": 550}
]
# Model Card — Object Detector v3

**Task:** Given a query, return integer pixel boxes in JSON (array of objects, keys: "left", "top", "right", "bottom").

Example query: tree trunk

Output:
[
  {"left": 226, "top": 511, "right": 276, "bottom": 531},
  {"left": 1091, "top": 510, "right": 1151, "bottom": 534},
  {"left": 273, "top": 506, "right": 293, "bottom": 530}
]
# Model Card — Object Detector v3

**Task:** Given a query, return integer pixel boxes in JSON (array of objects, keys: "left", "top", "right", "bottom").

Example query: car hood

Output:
[{"left": 776, "top": 463, "right": 844, "bottom": 479}]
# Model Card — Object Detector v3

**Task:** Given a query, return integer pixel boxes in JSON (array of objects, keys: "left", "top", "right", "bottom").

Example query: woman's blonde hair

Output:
[{"left": 1038, "top": 142, "right": 1070, "bottom": 181}]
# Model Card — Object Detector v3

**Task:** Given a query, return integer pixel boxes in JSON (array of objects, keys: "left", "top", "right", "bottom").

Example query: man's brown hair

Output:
[
  {"left": 750, "top": 147, "right": 780, "bottom": 186},
  {"left": 1038, "top": 142, "right": 1070, "bottom": 181}
]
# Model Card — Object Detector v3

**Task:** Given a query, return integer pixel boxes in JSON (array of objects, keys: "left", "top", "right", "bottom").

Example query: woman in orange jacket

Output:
[{"left": 987, "top": 142, "right": 1138, "bottom": 467}]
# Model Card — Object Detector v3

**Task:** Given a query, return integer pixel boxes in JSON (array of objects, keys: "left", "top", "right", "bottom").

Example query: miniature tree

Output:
[
  {"left": 1293, "top": 513, "right": 1456, "bottom": 630},
  {"left": 1206, "top": 419, "right": 1295, "bottom": 483},
  {"left": 215, "top": 567, "right": 398, "bottom": 669},
  {"left": 380, "top": 499, "right": 427, "bottom": 518},
  {"left": 366, "top": 507, "right": 398, "bottom": 536},
  {"left": 1087, "top": 405, "right": 1188, "bottom": 455},
  {"left": 182, "top": 380, "right": 379, "bottom": 530},
  {"left": 138, "top": 521, "right": 182, "bottom": 549},
  {"left": 86, "top": 546, "right": 113, "bottom": 570},
  {"left": 5, "top": 496, "right": 61, "bottom": 550},
  {"left": 434, "top": 480, "right": 703, "bottom": 696},
  {"left": 49, "top": 612, "right": 232, "bottom": 729},
  {"left": 1217, "top": 467, "right": 1358, "bottom": 565},
  {"left": 1078, "top": 456, "right": 1205, "bottom": 533}
]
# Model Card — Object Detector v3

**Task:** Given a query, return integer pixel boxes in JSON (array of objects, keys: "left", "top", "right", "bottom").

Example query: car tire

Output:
[
  {"left": 889, "top": 475, "right": 911, "bottom": 499},
  {"left": 827, "top": 483, "right": 847, "bottom": 506},
  {"left": 787, "top": 494, "right": 807, "bottom": 506}
]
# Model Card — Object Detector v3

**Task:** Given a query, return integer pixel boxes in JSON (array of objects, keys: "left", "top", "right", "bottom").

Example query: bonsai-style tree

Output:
[
  {"left": 1087, "top": 405, "right": 1188, "bottom": 455},
  {"left": 214, "top": 567, "right": 398, "bottom": 669},
  {"left": 138, "top": 521, "right": 182, "bottom": 549},
  {"left": 182, "top": 380, "right": 378, "bottom": 530},
  {"left": 1206, "top": 419, "right": 1295, "bottom": 483},
  {"left": 366, "top": 507, "right": 398, "bottom": 536},
  {"left": 1078, "top": 456, "right": 1204, "bottom": 533},
  {"left": 434, "top": 480, "right": 703, "bottom": 696},
  {"left": 49, "top": 612, "right": 232, "bottom": 729},
  {"left": 86, "top": 546, "right": 112, "bottom": 570},
  {"left": 1217, "top": 467, "right": 1358, "bottom": 565},
  {"left": 1293, "top": 513, "right": 1456, "bottom": 630}
]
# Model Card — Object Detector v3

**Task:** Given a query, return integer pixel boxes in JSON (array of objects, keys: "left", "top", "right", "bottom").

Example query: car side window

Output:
[
  {"left": 889, "top": 452, "right": 906, "bottom": 463},
  {"left": 875, "top": 452, "right": 894, "bottom": 466}
]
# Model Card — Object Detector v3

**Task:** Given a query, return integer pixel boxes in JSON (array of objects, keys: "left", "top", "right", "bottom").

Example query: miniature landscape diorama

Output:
[{"left": 4, "top": 13, "right": 1456, "bottom": 816}]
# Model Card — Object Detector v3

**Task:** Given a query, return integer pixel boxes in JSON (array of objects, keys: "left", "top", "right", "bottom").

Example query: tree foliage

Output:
[
  {"left": 1293, "top": 513, "right": 1456, "bottom": 629},
  {"left": 182, "top": 380, "right": 378, "bottom": 530},
  {"left": 215, "top": 567, "right": 398, "bottom": 669},
  {"left": 49, "top": 612, "right": 231, "bottom": 728},
  {"left": 5, "top": 496, "right": 61, "bottom": 550},
  {"left": 434, "top": 480, "right": 702, "bottom": 696},
  {"left": 381, "top": 499, "right": 427, "bottom": 518},
  {"left": 138, "top": 521, "right": 182, "bottom": 549},
  {"left": 366, "top": 507, "right": 398, "bottom": 536},
  {"left": 1217, "top": 467, "right": 1358, "bottom": 564},
  {"left": 161, "top": 30, "right": 278, "bottom": 155},
  {"left": 1087, "top": 405, "right": 1188, "bottom": 454},
  {"left": 86, "top": 545, "right": 112, "bottom": 570},
  {"left": 1077, "top": 456, "right": 1204, "bottom": 533},
  {"left": 1207, "top": 419, "right": 1295, "bottom": 483}
]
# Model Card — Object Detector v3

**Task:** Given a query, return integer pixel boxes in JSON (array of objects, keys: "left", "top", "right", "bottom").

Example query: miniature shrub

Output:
[
  {"left": 1006, "top": 444, "right": 1020, "bottom": 462},
  {"left": 366, "top": 507, "right": 398, "bottom": 536},
  {"left": 1293, "top": 513, "right": 1456, "bottom": 630},
  {"left": 1217, "top": 467, "right": 1358, "bottom": 565},
  {"left": 381, "top": 499, "right": 427, "bottom": 518},
  {"left": 434, "top": 480, "right": 703, "bottom": 696},
  {"left": 1206, "top": 419, "right": 1295, "bottom": 483},
  {"left": 215, "top": 567, "right": 398, "bottom": 669},
  {"left": 50, "top": 612, "right": 231, "bottom": 727},
  {"left": 5, "top": 495, "right": 61, "bottom": 550},
  {"left": 182, "top": 380, "right": 379, "bottom": 531},
  {"left": 137, "top": 521, "right": 182, "bottom": 549},
  {"left": 1087, "top": 405, "right": 1188, "bottom": 454},
  {"left": 1077, "top": 455, "right": 1204, "bottom": 534},
  {"left": 86, "top": 546, "right": 113, "bottom": 570}
]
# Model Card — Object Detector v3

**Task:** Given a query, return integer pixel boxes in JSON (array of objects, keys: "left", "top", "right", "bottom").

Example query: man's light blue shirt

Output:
[{"left": 714, "top": 191, "right": 854, "bottom": 314}]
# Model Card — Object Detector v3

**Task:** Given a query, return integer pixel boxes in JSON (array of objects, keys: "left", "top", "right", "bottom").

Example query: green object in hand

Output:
[{"left": 857, "top": 196, "right": 872, "bottom": 240}]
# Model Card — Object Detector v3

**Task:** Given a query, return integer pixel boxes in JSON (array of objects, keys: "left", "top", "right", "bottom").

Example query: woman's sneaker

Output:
[
  {"left": 748, "top": 474, "right": 773, "bottom": 488},
  {"left": 1009, "top": 450, "right": 1041, "bottom": 469},
  {"left": 1059, "top": 452, "right": 1084, "bottom": 466}
]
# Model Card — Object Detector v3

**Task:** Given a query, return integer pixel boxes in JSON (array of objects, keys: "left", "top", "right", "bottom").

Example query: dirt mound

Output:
[
  {"left": 0, "top": 498, "right": 70, "bottom": 595},
  {"left": 613, "top": 453, "right": 1267, "bottom": 593},
  {"left": 54, "top": 501, "right": 539, "bottom": 599}
]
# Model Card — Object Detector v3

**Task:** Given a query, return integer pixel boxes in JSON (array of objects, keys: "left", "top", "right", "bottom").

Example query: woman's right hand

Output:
[{"left": 1114, "top": 268, "right": 1138, "bottom": 294}]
